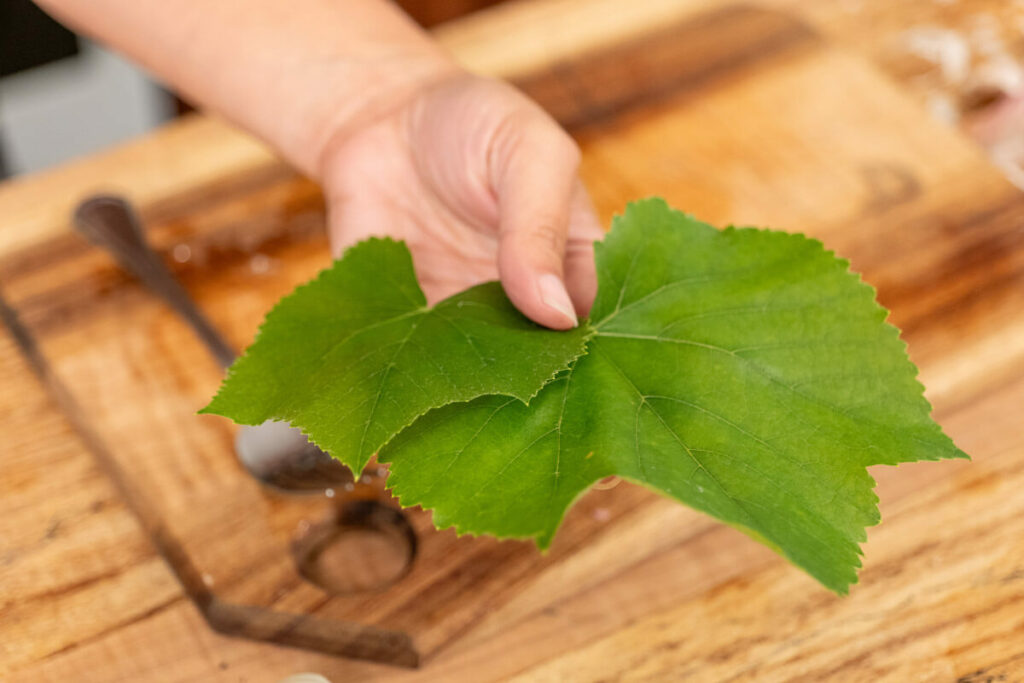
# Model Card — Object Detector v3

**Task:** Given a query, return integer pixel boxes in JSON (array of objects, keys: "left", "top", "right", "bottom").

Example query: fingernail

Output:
[{"left": 538, "top": 273, "right": 578, "bottom": 328}]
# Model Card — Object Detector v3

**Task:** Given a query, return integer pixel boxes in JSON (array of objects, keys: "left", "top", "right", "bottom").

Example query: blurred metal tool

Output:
[{"left": 72, "top": 194, "right": 353, "bottom": 492}]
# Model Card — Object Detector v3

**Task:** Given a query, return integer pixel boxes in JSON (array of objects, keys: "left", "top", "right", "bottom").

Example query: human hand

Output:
[
  {"left": 35, "top": 0, "right": 599, "bottom": 324},
  {"left": 318, "top": 72, "right": 603, "bottom": 330}
]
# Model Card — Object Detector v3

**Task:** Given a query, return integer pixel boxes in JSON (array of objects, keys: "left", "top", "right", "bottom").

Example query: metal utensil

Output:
[{"left": 72, "top": 194, "right": 353, "bottom": 492}]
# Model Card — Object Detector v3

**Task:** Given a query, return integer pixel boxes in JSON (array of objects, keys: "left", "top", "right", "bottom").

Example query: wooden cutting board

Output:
[{"left": 2, "top": 2, "right": 1023, "bottom": 680}]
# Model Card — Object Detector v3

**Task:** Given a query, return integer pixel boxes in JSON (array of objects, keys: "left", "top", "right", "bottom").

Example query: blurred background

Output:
[
  {"left": 4, "top": 0, "right": 1024, "bottom": 185},
  {"left": 0, "top": 0, "right": 507, "bottom": 178}
]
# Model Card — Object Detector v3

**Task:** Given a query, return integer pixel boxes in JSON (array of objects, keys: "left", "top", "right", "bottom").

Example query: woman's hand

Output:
[
  {"left": 319, "top": 72, "right": 603, "bottom": 330},
  {"left": 34, "top": 0, "right": 600, "bottom": 327}
]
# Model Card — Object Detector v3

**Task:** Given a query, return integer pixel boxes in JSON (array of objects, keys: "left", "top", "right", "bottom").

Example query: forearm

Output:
[{"left": 34, "top": 0, "right": 460, "bottom": 177}]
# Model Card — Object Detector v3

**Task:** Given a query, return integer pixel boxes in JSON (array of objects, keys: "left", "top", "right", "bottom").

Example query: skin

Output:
[{"left": 33, "top": 0, "right": 603, "bottom": 329}]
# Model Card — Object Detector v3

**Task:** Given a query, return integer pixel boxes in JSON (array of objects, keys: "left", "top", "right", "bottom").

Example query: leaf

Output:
[
  {"left": 201, "top": 238, "right": 592, "bottom": 472},
  {"left": 380, "top": 198, "right": 967, "bottom": 593}
]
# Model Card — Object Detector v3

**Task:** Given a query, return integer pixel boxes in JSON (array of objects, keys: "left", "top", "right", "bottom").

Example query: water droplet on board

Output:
[
  {"left": 325, "top": 488, "right": 335, "bottom": 498},
  {"left": 172, "top": 244, "right": 191, "bottom": 263},
  {"left": 202, "top": 573, "right": 214, "bottom": 587},
  {"left": 250, "top": 253, "right": 272, "bottom": 274}
]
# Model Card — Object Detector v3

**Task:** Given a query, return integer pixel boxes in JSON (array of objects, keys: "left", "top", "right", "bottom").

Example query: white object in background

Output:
[
  {"left": 0, "top": 40, "right": 173, "bottom": 175},
  {"left": 236, "top": 419, "right": 315, "bottom": 479},
  {"left": 278, "top": 674, "right": 332, "bottom": 683}
]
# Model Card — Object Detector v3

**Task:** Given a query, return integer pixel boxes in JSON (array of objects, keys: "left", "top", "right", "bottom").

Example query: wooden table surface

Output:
[{"left": 3, "top": 1, "right": 1024, "bottom": 681}]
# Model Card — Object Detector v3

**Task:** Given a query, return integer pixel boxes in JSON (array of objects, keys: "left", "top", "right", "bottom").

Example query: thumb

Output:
[{"left": 492, "top": 112, "right": 581, "bottom": 330}]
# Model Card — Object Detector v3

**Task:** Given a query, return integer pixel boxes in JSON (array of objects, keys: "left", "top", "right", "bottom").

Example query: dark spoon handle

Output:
[{"left": 73, "top": 195, "right": 237, "bottom": 368}]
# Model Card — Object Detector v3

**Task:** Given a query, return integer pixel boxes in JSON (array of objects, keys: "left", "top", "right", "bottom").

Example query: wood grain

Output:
[{"left": 2, "top": 1, "right": 1024, "bottom": 681}]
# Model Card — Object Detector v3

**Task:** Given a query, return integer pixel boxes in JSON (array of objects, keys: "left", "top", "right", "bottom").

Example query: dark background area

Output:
[{"left": 2, "top": 0, "right": 80, "bottom": 77}]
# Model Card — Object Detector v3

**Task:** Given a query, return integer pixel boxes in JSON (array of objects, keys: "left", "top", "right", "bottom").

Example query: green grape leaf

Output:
[
  {"left": 380, "top": 198, "right": 967, "bottom": 593},
  {"left": 201, "top": 237, "right": 592, "bottom": 472}
]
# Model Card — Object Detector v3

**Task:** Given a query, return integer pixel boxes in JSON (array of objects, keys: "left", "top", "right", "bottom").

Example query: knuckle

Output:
[
  {"left": 555, "top": 132, "right": 582, "bottom": 167},
  {"left": 534, "top": 126, "right": 579, "bottom": 160},
  {"left": 487, "top": 111, "right": 530, "bottom": 174},
  {"left": 530, "top": 220, "right": 568, "bottom": 254},
  {"left": 502, "top": 221, "right": 565, "bottom": 255}
]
